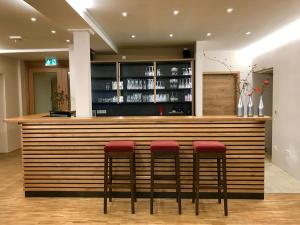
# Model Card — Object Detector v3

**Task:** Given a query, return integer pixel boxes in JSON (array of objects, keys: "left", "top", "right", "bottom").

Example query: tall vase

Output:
[
  {"left": 247, "top": 95, "right": 254, "bottom": 117},
  {"left": 258, "top": 95, "right": 264, "bottom": 117},
  {"left": 237, "top": 94, "right": 244, "bottom": 117}
]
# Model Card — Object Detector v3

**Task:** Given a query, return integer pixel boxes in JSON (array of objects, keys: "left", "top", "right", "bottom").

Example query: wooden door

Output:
[{"left": 203, "top": 72, "right": 239, "bottom": 115}]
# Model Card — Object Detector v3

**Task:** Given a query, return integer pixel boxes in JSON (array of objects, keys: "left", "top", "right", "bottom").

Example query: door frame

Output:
[
  {"left": 28, "top": 68, "right": 69, "bottom": 114},
  {"left": 0, "top": 74, "right": 8, "bottom": 153},
  {"left": 202, "top": 71, "right": 240, "bottom": 114}
]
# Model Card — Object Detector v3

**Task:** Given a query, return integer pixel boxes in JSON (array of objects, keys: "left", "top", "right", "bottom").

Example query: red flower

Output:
[
  {"left": 255, "top": 86, "right": 262, "bottom": 94},
  {"left": 263, "top": 79, "right": 270, "bottom": 86}
]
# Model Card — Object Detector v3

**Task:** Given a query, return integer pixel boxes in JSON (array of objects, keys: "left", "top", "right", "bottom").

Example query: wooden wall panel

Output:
[{"left": 21, "top": 120, "right": 265, "bottom": 196}]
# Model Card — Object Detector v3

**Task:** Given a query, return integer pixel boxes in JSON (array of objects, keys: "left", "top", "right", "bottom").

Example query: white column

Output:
[
  {"left": 69, "top": 31, "right": 92, "bottom": 117},
  {"left": 195, "top": 41, "right": 205, "bottom": 116}
]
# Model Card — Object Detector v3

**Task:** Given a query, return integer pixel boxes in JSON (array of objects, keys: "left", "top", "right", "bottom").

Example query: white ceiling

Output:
[{"left": 1, "top": 0, "right": 300, "bottom": 60}]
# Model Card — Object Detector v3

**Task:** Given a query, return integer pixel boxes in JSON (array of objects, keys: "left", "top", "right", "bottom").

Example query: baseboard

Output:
[{"left": 25, "top": 191, "right": 264, "bottom": 199}]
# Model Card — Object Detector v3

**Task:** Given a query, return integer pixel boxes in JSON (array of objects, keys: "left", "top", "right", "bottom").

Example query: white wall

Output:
[
  {"left": 253, "top": 39, "right": 300, "bottom": 180},
  {"left": 195, "top": 41, "right": 252, "bottom": 115},
  {"left": 0, "top": 55, "right": 21, "bottom": 153}
]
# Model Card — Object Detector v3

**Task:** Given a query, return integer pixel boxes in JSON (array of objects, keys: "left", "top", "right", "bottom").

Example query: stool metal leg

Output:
[
  {"left": 130, "top": 153, "right": 135, "bottom": 214},
  {"left": 150, "top": 152, "right": 154, "bottom": 214},
  {"left": 109, "top": 156, "right": 113, "bottom": 202},
  {"left": 217, "top": 157, "right": 221, "bottom": 204},
  {"left": 195, "top": 153, "right": 200, "bottom": 216},
  {"left": 103, "top": 153, "right": 108, "bottom": 214},
  {"left": 222, "top": 155, "right": 228, "bottom": 216},
  {"left": 133, "top": 153, "right": 137, "bottom": 202},
  {"left": 175, "top": 152, "right": 182, "bottom": 214}
]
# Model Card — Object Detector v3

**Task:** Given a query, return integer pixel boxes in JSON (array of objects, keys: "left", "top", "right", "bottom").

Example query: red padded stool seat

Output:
[
  {"left": 150, "top": 140, "right": 179, "bottom": 152},
  {"left": 105, "top": 141, "right": 135, "bottom": 152},
  {"left": 193, "top": 141, "right": 225, "bottom": 153}
]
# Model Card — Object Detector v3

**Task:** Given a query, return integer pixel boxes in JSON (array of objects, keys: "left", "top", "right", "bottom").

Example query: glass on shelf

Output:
[
  {"left": 182, "top": 67, "right": 192, "bottom": 76},
  {"left": 185, "top": 93, "right": 192, "bottom": 102},
  {"left": 112, "top": 81, "right": 123, "bottom": 90},
  {"left": 98, "top": 96, "right": 118, "bottom": 103},
  {"left": 156, "top": 93, "right": 169, "bottom": 103},
  {"left": 170, "top": 92, "right": 178, "bottom": 102},
  {"left": 170, "top": 79, "right": 178, "bottom": 89},
  {"left": 178, "top": 78, "right": 192, "bottom": 89},
  {"left": 171, "top": 67, "right": 178, "bottom": 76},
  {"left": 145, "top": 66, "right": 154, "bottom": 77},
  {"left": 147, "top": 79, "right": 154, "bottom": 89},
  {"left": 156, "top": 80, "right": 165, "bottom": 89},
  {"left": 157, "top": 68, "right": 162, "bottom": 77}
]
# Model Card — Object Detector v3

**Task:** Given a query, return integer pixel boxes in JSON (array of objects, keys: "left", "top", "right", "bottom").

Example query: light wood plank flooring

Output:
[{"left": 1, "top": 150, "right": 300, "bottom": 225}]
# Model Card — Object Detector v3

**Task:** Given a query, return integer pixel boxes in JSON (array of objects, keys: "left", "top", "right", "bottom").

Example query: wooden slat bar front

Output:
[{"left": 6, "top": 115, "right": 270, "bottom": 198}]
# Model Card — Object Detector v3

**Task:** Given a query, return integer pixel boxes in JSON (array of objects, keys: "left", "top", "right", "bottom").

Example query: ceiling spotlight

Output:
[
  {"left": 206, "top": 32, "right": 212, "bottom": 37},
  {"left": 51, "top": 30, "right": 56, "bottom": 34},
  {"left": 30, "top": 17, "right": 36, "bottom": 22},
  {"left": 131, "top": 34, "right": 136, "bottom": 39},
  {"left": 122, "top": 12, "right": 128, "bottom": 17},
  {"left": 227, "top": 8, "right": 234, "bottom": 13},
  {"left": 173, "top": 10, "right": 179, "bottom": 15},
  {"left": 245, "top": 31, "right": 252, "bottom": 35},
  {"left": 66, "top": 39, "right": 70, "bottom": 43},
  {"left": 169, "top": 33, "right": 174, "bottom": 38}
]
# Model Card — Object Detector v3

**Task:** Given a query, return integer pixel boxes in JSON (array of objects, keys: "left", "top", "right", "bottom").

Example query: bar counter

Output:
[{"left": 6, "top": 114, "right": 270, "bottom": 198}]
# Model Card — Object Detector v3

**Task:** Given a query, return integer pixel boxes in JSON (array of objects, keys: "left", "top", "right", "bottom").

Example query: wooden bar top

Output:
[{"left": 5, "top": 114, "right": 271, "bottom": 124}]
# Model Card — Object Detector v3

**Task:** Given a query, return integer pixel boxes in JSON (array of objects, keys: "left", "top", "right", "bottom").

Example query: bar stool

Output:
[
  {"left": 192, "top": 141, "right": 228, "bottom": 216},
  {"left": 103, "top": 141, "right": 136, "bottom": 214},
  {"left": 150, "top": 140, "right": 181, "bottom": 214}
]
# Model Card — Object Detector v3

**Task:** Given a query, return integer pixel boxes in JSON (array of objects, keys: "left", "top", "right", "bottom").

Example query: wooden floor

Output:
[{"left": 1, "top": 150, "right": 300, "bottom": 225}]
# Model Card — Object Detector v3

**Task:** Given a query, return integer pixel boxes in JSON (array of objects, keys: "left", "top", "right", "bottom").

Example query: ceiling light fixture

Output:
[
  {"left": 173, "top": 10, "right": 179, "bottom": 15},
  {"left": 206, "top": 32, "right": 212, "bottom": 37},
  {"left": 9, "top": 35, "right": 22, "bottom": 43},
  {"left": 51, "top": 30, "right": 56, "bottom": 34},
  {"left": 122, "top": 12, "right": 128, "bottom": 17},
  {"left": 245, "top": 31, "right": 252, "bottom": 35},
  {"left": 66, "top": 39, "right": 70, "bottom": 43},
  {"left": 169, "top": 33, "right": 174, "bottom": 38},
  {"left": 227, "top": 8, "right": 234, "bottom": 13},
  {"left": 131, "top": 34, "right": 136, "bottom": 39},
  {"left": 30, "top": 17, "right": 36, "bottom": 22}
]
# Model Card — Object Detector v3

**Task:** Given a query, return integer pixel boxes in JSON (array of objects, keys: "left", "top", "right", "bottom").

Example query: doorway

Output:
[
  {"left": 253, "top": 69, "right": 273, "bottom": 158},
  {"left": 28, "top": 68, "right": 69, "bottom": 114},
  {"left": 0, "top": 74, "right": 8, "bottom": 153},
  {"left": 203, "top": 72, "right": 239, "bottom": 115}
]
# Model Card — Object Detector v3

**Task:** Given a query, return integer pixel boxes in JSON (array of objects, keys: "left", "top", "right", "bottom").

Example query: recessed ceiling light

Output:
[
  {"left": 51, "top": 30, "right": 56, "bottom": 34},
  {"left": 246, "top": 31, "right": 252, "bottom": 35},
  {"left": 66, "top": 39, "right": 70, "bottom": 43},
  {"left": 131, "top": 34, "right": 136, "bottom": 39},
  {"left": 227, "top": 8, "right": 234, "bottom": 13},
  {"left": 173, "top": 10, "right": 179, "bottom": 15},
  {"left": 122, "top": 12, "right": 128, "bottom": 17},
  {"left": 30, "top": 17, "right": 36, "bottom": 22},
  {"left": 206, "top": 32, "right": 212, "bottom": 37},
  {"left": 169, "top": 33, "right": 174, "bottom": 38}
]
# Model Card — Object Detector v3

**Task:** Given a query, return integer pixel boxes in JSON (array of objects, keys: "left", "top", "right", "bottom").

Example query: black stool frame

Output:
[
  {"left": 192, "top": 151, "right": 228, "bottom": 216},
  {"left": 103, "top": 151, "right": 136, "bottom": 214}
]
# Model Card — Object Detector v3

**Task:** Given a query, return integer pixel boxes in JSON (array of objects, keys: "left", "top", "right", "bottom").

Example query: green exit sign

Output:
[{"left": 45, "top": 57, "right": 57, "bottom": 66}]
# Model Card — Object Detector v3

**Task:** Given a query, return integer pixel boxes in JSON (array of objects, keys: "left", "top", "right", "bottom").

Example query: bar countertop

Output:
[{"left": 5, "top": 114, "right": 271, "bottom": 123}]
